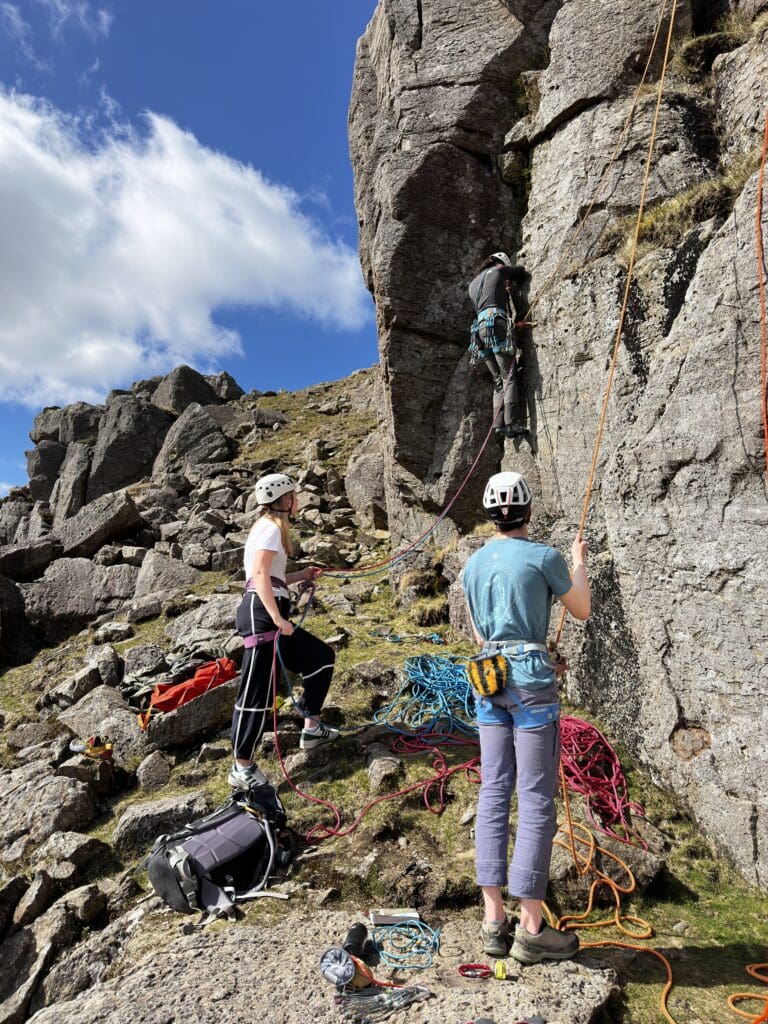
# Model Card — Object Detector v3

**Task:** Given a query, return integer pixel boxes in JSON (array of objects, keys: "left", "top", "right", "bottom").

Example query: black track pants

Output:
[{"left": 230, "top": 591, "right": 336, "bottom": 761}]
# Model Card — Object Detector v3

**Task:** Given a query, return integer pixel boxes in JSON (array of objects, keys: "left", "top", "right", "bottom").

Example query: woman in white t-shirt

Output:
[{"left": 229, "top": 472, "right": 339, "bottom": 790}]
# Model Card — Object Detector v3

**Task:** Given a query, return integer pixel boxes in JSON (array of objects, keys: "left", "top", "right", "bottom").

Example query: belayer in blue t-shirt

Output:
[{"left": 461, "top": 470, "right": 591, "bottom": 964}]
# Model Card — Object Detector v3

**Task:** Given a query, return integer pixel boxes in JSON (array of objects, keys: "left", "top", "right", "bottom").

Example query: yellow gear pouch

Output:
[{"left": 466, "top": 653, "right": 508, "bottom": 697}]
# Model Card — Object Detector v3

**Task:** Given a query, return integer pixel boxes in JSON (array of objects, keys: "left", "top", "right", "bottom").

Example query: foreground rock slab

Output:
[
  {"left": 25, "top": 911, "right": 617, "bottom": 1024},
  {"left": 0, "top": 762, "right": 96, "bottom": 864}
]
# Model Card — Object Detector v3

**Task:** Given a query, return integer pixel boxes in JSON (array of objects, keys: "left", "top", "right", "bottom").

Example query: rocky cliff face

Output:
[{"left": 350, "top": 0, "right": 768, "bottom": 885}]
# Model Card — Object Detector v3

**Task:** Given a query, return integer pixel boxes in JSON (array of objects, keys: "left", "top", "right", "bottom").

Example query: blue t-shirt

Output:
[{"left": 461, "top": 537, "right": 572, "bottom": 687}]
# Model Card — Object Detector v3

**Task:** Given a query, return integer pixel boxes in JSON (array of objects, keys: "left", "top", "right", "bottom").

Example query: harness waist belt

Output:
[
  {"left": 485, "top": 641, "right": 550, "bottom": 658},
  {"left": 243, "top": 630, "right": 278, "bottom": 649},
  {"left": 244, "top": 575, "right": 289, "bottom": 593}
]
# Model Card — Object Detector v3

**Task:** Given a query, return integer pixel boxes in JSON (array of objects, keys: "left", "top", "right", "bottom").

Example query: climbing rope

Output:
[
  {"left": 757, "top": 109, "right": 768, "bottom": 479},
  {"left": 553, "top": 0, "right": 679, "bottom": 651},
  {"left": 370, "top": 921, "right": 442, "bottom": 972}
]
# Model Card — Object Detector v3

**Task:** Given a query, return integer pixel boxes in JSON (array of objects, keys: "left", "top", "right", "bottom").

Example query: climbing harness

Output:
[
  {"left": 243, "top": 629, "right": 278, "bottom": 650},
  {"left": 469, "top": 306, "right": 513, "bottom": 365}
]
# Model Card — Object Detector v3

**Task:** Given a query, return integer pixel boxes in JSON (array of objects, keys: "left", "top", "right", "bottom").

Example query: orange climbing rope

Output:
[
  {"left": 552, "top": 0, "right": 677, "bottom": 651},
  {"left": 545, "top": 5, "right": 687, "bottom": 1023},
  {"left": 523, "top": 0, "right": 670, "bottom": 325},
  {"left": 757, "top": 109, "right": 768, "bottom": 478}
]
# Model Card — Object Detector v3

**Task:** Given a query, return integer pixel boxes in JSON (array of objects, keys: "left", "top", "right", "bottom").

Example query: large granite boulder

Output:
[
  {"left": 145, "top": 678, "right": 239, "bottom": 751},
  {"left": 56, "top": 491, "right": 143, "bottom": 559},
  {"left": 58, "top": 686, "right": 148, "bottom": 769},
  {"left": 0, "top": 495, "right": 33, "bottom": 546},
  {"left": 86, "top": 395, "right": 173, "bottom": 502},
  {"left": 152, "top": 403, "right": 232, "bottom": 477},
  {"left": 345, "top": 434, "right": 388, "bottom": 530},
  {"left": 49, "top": 443, "right": 91, "bottom": 527},
  {"left": 0, "top": 539, "right": 61, "bottom": 582},
  {"left": 29, "top": 407, "right": 63, "bottom": 444},
  {"left": 26, "top": 440, "right": 67, "bottom": 502},
  {"left": 0, "top": 762, "right": 96, "bottom": 864},
  {"left": 205, "top": 370, "right": 245, "bottom": 402},
  {"left": 151, "top": 365, "right": 221, "bottom": 415},
  {"left": 23, "top": 560, "right": 138, "bottom": 641},
  {"left": 58, "top": 402, "right": 102, "bottom": 445},
  {"left": 0, "top": 574, "right": 36, "bottom": 667},
  {"left": 133, "top": 549, "right": 200, "bottom": 599},
  {"left": 112, "top": 791, "right": 212, "bottom": 853}
]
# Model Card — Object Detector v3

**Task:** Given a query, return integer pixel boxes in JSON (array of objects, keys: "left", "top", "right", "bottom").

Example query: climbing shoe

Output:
[
  {"left": 503, "top": 424, "right": 528, "bottom": 439},
  {"left": 480, "top": 917, "right": 512, "bottom": 958},
  {"left": 510, "top": 921, "right": 579, "bottom": 964},
  {"left": 69, "top": 736, "right": 113, "bottom": 761},
  {"left": 227, "top": 763, "right": 268, "bottom": 790},
  {"left": 300, "top": 722, "right": 340, "bottom": 750}
]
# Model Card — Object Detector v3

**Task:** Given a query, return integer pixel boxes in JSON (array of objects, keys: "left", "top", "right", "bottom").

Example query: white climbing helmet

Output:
[
  {"left": 482, "top": 471, "right": 532, "bottom": 522},
  {"left": 254, "top": 473, "right": 295, "bottom": 506},
  {"left": 490, "top": 251, "right": 512, "bottom": 266}
]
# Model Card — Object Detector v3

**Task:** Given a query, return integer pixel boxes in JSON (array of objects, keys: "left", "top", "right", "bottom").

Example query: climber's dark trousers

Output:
[
  {"left": 231, "top": 592, "right": 336, "bottom": 761},
  {"left": 484, "top": 351, "right": 520, "bottom": 427}
]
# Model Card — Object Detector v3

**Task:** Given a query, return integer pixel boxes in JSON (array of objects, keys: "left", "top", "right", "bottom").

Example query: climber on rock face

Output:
[
  {"left": 461, "top": 471, "right": 591, "bottom": 964},
  {"left": 468, "top": 252, "right": 530, "bottom": 441}
]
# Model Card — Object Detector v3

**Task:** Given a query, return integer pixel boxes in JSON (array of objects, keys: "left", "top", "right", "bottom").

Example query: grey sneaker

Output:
[
  {"left": 227, "top": 763, "right": 268, "bottom": 790},
  {"left": 511, "top": 921, "right": 579, "bottom": 964},
  {"left": 299, "top": 723, "right": 340, "bottom": 750},
  {"left": 480, "top": 917, "right": 512, "bottom": 958}
]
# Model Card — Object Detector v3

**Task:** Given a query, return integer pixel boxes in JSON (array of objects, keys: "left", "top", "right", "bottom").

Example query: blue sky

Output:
[{"left": 0, "top": 0, "right": 378, "bottom": 495}]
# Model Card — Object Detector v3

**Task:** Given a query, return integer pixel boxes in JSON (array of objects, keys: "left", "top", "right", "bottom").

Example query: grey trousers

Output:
[
  {"left": 483, "top": 351, "right": 520, "bottom": 427},
  {"left": 475, "top": 697, "right": 561, "bottom": 900}
]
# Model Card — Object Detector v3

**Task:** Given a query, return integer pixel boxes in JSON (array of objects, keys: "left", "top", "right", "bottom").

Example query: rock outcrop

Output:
[{"left": 350, "top": 0, "right": 768, "bottom": 885}]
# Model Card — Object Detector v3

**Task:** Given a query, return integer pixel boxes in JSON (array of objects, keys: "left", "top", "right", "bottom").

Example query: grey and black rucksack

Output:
[{"left": 145, "top": 783, "right": 293, "bottom": 922}]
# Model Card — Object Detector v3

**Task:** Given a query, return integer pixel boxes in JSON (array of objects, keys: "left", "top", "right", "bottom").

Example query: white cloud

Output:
[
  {"left": 0, "top": 91, "right": 371, "bottom": 407},
  {"left": 0, "top": 481, "right": 17, "bottom": 498},
  {"left": 0, "top": 4, "right": 50, "bottom": 71},
  {"left": 33, "top": 0, "right": 112, "bottom": 40}
]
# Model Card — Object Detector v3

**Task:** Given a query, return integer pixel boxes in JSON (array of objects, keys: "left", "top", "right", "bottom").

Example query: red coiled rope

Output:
[{"left": 559, "top": 715, "right": 647, "bottom": 847}]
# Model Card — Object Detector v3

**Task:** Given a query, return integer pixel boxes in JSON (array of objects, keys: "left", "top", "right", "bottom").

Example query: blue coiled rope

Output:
[
  {"left": 373, "top": 655, "right": 477, "bottom": 743},
  {"left": 370, "top": 920, "right": 442, "bottom": 971}
]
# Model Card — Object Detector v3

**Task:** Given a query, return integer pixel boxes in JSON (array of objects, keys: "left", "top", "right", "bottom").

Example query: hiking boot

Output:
[
  {"left": 228, "top": 763, "right": 268, "bottom": 790},
  {"left": 510, "top": 921, "right": 579, "bottom": 964},
  {"left": 300, "top": 722, "right": 340, "bottom": 750},
  {"left": 480, "top": 917, "right": 512, "bottom": 958}
]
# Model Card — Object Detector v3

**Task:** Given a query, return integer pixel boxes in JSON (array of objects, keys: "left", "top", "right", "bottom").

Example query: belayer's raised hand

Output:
[
  {"left": 304, "top": 566, "right": 324, "bottom": 582},
  {"left": 571, "top": 536, "right": 588, "bottom": 566}
]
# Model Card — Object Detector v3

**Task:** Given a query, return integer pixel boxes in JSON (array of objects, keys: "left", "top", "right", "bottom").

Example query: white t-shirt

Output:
[{"left": 244, "top": 518, "right": 289, "bottom": 598}]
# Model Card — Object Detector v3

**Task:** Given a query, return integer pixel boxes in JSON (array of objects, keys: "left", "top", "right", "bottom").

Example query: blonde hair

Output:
[{"left": 259, "top": 506, "right": 293, "bottom": 557}]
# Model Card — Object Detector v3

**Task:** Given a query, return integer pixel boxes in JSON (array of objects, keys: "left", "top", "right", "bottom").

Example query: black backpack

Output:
[{"left": 145, "top": 783, "right": 294, "bottom": 921}]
